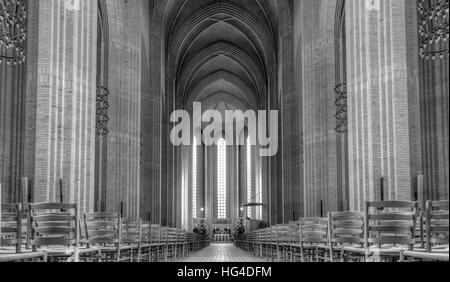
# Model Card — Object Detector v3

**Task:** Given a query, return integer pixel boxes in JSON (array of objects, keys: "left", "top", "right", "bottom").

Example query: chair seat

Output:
[
  {"left": 0, "top": 247, "right": 40, "bottom": 255},
  {"left": 0, "top": 246, "right": 19, "bottom": 254},
  {"left": 402, "top": 251, "right": 449, "bottom": 262},
  {"left": 38, "top": 247, "right": 77, "bottom": 256},
  {"left": 39, "top": 246, "right": 99, "bottom": 256},
  {"left": 0, "top": 251, "right": 47, "bottom": 262},
  {"left": 413, "top": 246, "right": 449, "bottom": 253},
  {"left": 78, "top": 247, "right": 101, "bottom": 255},
  {"left": 369, "top": 247, "right": 408, "bottom": 256},
  {"left": 342, "top": 246, "right": 366, "bottom": 254},
  {"left": 343, "top": 245, "right": 413, "bottom": 255},
  {"left": 317, "top": 245, "right": 335, "bottom": 250},
  {"left": 303, "top": 243, "right": 327, "bottom": 250},
  {"left": 98, "top": 245, "right": 135, "bottom": 252}
]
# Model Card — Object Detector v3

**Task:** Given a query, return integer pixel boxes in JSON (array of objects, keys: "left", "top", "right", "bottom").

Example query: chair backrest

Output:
[
  {"left": 276, "top": 224, "right": 290, "bottom": 244},
  {"left": 150, "top": 224, "right": 161, "bottom": 245},
  {"left": 300, "top": 217, "right": 328, "bottom": 244},
  {"left": 260, "top": 228, "right": 270, "bottom": 244},
  {"left": 120, "top": 218, "right": 142, "bottom": 246},
  {"left": 328, "top": 211, "right": 365, "bottom": 247},
  {"left": 425, "top": 200, "right": 449, "bottom": 252},
  {"left": 270, "top": 226, "right": 277, "bottom": 244},
  {"left": 84, "top": 212, "right": 120, "bottom": 246},
  {"left": 167, "top": 228, "right": 177, "bottom": 245},
  {"left": 416, "top": 211, "right": 426, "bottom": 248},
  {"left": 246, "top": 232, "right": 254, "bottom": 243},
  {"left": 141, "top": 223, "right": 150, "bottom": 244},
  {"left": 1, "top": 203, "right": 24, "bottom": 253},
  {"left": 186, "top": 232, "right": 194, "bottom": 243},
  {"left": 365, "top": 201, "right": 418, "bottom": 250},
  {"left": 177, "top": 229, "right": 186, "bottom": 244},
  {"left": 28, "top": 203, "right": 79, "bottom": 250},
  {"left": 289, "top": 221, "right": 300, "bottom": 244}
]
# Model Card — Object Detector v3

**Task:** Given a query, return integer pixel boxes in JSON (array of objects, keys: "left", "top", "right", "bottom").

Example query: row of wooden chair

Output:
[
  {"left": 1, "top": 203, "right": 209, "bottom": 262},
  {"left": 235, "top": 200, "right": 449, "bottom": 262}
]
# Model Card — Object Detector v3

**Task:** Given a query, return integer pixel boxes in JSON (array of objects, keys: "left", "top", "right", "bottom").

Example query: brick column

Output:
[
  {"left": 346, "top": 0, "right": 422, "bottom": 210},
  {"left": 297, "top": 0, "right": 340, "bottom": 217},
  {"left": 105, "top": 0, "right": 142, "bottom": 218},
  {"left": 26, "top": 0, "right": 97, "bottom": 213},
  {"left": 140, "top": 0, "right": 164, "bottom": 223}
]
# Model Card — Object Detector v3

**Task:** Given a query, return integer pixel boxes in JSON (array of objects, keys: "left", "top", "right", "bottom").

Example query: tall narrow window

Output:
[
  {"left": 192, "top": 137, "right": 198, "bottom": 218},
  {"left": 247, "top": 137, "right": 252, "bottom": 218},
  {"left": 217, "top": 138, "right": 227, "bottom": 219}
]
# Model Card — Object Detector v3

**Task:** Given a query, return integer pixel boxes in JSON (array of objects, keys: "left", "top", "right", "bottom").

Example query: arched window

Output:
[
  {"left": 192, "top": 137, "right": 198, "bottom": 218},
  {"left": 247, "top": 137, "right": 252, "bottom": 218},
  {"left": 217, "top": 138, "right": 227, "bottom": 219}
]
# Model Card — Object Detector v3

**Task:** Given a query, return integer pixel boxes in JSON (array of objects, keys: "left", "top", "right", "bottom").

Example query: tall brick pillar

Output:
[
  {"left": 346, "top": 0, "right": 422, "bottom": 210},
  {"left": 105, "top": 0, "right": 142, "bottom": 218},
  {"left": 26, "top": 0, "right": 98, "bottom": 213},
  {"left": 140, "top": 0, "right": 163, "bottom": 223}
]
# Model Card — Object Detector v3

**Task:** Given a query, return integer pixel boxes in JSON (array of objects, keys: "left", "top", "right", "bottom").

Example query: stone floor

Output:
[{"left": 176, "top": 244, "right": 268, "bottom": 262}]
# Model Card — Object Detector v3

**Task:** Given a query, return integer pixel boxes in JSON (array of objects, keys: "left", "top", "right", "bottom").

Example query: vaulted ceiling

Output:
[{"left": 164, "top": 0, "right": 279, "bottom": 112}]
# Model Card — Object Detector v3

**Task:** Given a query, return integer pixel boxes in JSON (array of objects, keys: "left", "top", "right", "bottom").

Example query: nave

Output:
[
  {"left": 175, "top": 244, "right": 266, "bottom": 263},
  {"left": 0, "top": 0, "right": 449, "bottom": 265}
]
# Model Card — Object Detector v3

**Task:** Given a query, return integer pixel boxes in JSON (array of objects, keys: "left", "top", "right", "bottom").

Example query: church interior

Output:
[{"left": 0, "top": 0, "right": 449, "bottom": 263}]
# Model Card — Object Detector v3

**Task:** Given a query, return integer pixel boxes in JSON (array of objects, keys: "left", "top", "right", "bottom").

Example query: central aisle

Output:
[{"left": 176, "top": 244, "right": 268, "bottom": 262}]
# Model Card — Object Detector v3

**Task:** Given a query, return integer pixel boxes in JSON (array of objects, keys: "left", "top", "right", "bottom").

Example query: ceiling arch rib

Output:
[
  {"left": 178, "top": 19, "right": 265, "bottom": 74},
  {"left": 255, "top": 0, "right": 278, "bottom": 35},
  {"left": 178, "top": 41, "right": 265, "bottom": 101},
  {"left": 168, "top": 1, "right": 276, "bottom": 69},
  {"left": 196, "top": 84, "right": 250, "bottom": 108},
  {"left": 186, "top": 70, "right": 258, "bottom": 110},
  {"left": 193, "top": 91, "right": 250, "bottom": 113},
  {"left": 164, "top": 0, "right": 279, "bottom": 44}
]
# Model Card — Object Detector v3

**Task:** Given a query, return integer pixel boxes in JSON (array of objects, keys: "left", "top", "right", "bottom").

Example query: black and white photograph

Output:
[{"left": 0, "top": 0, "right": 448, "bottom": 277}]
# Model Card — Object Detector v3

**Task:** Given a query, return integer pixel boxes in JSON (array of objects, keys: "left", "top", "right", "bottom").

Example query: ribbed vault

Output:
[{"left": 165, "top": 0, "right": 278, "bottom": 111}]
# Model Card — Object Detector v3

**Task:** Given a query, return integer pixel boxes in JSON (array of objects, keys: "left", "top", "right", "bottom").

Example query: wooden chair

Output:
[
  {"left": 327, "top": 211, "right": 365, "bottom": 262},
  {"left": 400, "top": 200, "right": 449, "bottom": 262},
  {"left": 119, "top": 218, "right": 142, "bottom": 262},
  {"left": 299, "top": 218, "right": 328, "bottom": 262},
  {"left": 247, "top": 232, "right": 256, "bottom": 255},
  {"left": 150, "top": 224, "right": 164, "bottom": 261},
  {"left": 260, "top": 228, "right": 271, "bottom": 259},
  {"left": 1, "top": 203, "right": 24, "bottom": 254},
  {"left": 413, "top": 210, "right": 425, "bottom": 250},
  {"left": 0, "top": 203, "right": 46, "bottom": 262},
  {"left": 275, "top": 224, "right": 290, "bottom": 262},
  {"left": 187, "top": 232, "right": 195, "bottom": 252},
  {"left": 287, "top": 221, "right": 301, "bottom": 262},
  {"left": 83, "top": 212, "right": 120, "bottom": 262},
  {"left": 28, "top": 203, "right": 81, "bottom": 262},
  {"left": 268, "top": 226, "right": 278, "bottom": 261},
  {"left": 253, "top": 230, "right": 261, "bottom": 256},
  {"left": 166, "top": 228, "right": 178, "bottom": 260},
  {"left": 365, "top": 201, "right": 418, "bottom": 262},
  {"left": 425, "top": 200, "right": 449, "bottom": 252},
  {"left": 246, "top": 231, "right": 258, "bottom": 256},
  {"left": 176, "top": 229, "right": 188, "bottom": 258},
  {"left": 253, "top": 230, "right": 260, "bottom": 256},
  {"left": 160, "top": 226, "right": 177, "bottom": 261},
  {"left": 139, "top": 223, "right": 151, "bottom": 262}
]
